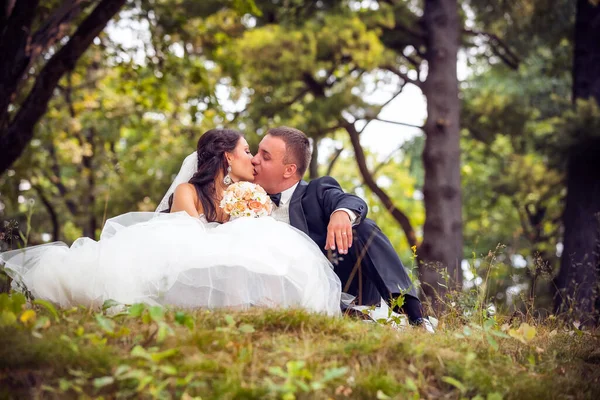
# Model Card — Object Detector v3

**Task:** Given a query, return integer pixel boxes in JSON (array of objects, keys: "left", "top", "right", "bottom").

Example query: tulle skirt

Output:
[{"left": 0, "top": 212, "right": 342, "bottom": 316}]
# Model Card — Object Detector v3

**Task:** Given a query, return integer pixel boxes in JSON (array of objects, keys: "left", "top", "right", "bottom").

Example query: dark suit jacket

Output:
[{"left": 288, "top": 177, "right": 418, "bottom": 304}]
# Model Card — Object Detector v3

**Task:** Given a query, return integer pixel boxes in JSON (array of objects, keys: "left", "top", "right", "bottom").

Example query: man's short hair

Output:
[{"left": 267, "top": 126, "right": 312, "bottom": 177}]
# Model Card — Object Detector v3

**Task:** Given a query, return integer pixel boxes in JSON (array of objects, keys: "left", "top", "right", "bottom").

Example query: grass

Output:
[{"left": 1, "top": 294, "right": 599, "bottom": 399}]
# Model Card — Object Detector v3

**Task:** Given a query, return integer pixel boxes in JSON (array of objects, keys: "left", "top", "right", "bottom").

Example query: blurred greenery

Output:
[{"left": 1, "top": 0, "right": 598, "bottom": 316}]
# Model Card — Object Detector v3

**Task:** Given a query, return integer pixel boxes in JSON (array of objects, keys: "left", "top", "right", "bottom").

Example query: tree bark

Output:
[
  {"left": 0, "top": 0, "right": 40, "bottom": 126},
  {"left": 0, "top": 0, "right": 126, "bottom": 176},
  {"left": 555, "top": 0, "right": 600, "bottom": 324},
  {"left": 82, "top": 127, "right": 97, "bottom": 239},
  {"left": 419, "top": 0, "right": 463, "bottom": 306}
]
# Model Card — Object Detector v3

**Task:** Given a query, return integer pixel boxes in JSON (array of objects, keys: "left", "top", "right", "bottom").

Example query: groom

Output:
[{"left": 252, "top": 126, "right": 425, "bottom": 325}]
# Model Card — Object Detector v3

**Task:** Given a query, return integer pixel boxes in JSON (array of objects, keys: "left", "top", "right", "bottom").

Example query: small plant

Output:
[{"left": 266, "top": 360, "right": 348, "bottom": 399}]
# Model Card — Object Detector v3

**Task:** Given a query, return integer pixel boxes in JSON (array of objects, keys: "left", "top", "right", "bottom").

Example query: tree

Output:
[
  {"left": 0, "top": 0, "right": 128, "bottom": 176},
  {"left": 417, "top": 0, "right": 463, "bottom": 303},
  {"left": 555, "top": 0, "right": 600, "bottom": 323}
]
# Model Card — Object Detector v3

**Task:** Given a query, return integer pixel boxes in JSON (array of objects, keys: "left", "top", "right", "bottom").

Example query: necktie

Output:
[{"left": 269, "top": 193, "right": 282, "bottom": 207}]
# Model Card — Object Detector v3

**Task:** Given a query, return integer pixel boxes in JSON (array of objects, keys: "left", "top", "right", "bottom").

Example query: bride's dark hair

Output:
[{"left": 168, "top": 128, "right": 242, "bottom": 221}]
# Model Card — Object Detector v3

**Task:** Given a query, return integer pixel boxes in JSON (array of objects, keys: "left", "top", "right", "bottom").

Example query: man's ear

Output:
[{"left": 283, "top": 164, "right": 297, "bottom": 179}]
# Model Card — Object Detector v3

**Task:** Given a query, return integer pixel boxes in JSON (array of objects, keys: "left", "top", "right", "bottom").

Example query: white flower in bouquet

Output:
[{"left": 219, "top": 182, "right": 273, "bottom": 219}]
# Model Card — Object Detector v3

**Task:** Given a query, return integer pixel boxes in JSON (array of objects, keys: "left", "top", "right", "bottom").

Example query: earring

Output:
[{"left": 223, "top": 165, "right": 232, "bottom": 185}]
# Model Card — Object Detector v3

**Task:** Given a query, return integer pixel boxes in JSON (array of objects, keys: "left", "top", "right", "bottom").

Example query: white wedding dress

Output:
[{"left": 0, "top": 212, "right": 342, "bottom": 316}]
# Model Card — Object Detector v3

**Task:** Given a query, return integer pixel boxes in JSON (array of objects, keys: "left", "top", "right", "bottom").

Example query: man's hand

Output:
[{"left": 326, "top": 210, "right": 354, "bottom": 254}]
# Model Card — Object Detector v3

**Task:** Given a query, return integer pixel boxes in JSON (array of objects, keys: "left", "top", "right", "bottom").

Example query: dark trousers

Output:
[{"left": 334, "top": 218, "right": 423, "bottom": 323}]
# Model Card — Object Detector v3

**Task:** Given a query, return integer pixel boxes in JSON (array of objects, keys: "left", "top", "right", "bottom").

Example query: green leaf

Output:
[
  {"left": 405, "top": 377, "right": 418, "bottom": 392},
  {"left": 487, "top": 392, "right": 504, "bottom": 400},
  {"left": 159, "top": 365, "right": 178, "bottom": 375},
  {"left": 441, "top": 376, "right": 466, "bottom": 393},
  {"left": 33, "top": 299, "right": 59, "bottom": 321},
  {"left": 0, "top": 293, "right": 9, "bottom": 311},
  {"left": 489, "top": 329, "right": 511, "bottom": 339},
  {"left": 484, "top": 319, "right": 496, "bottom": 330},
  {"left": 174, "top": 311, "right": 188, "bottom": 325},
  {"left": 486, "top": 334, "right": 499, "bottom": 351},
  {"left": 128, "top": 303, "right": 145, "bottom": 317},
  {"left": 9, "top": 293, "right": 26, "bottom": 314},
  {"left": 102, "top": 299, "right": 121, "bottom": 311},
  {"left": 376, "top": 390, "right": 391, "bottom": 399},
  {"left": 268, "top": 366, "right": 287, "bottom": 378},
  {"left": 174, "top": 311, "right": 195, "bottom": 330},
  {"left": 322, "top": 366, "right": 348, "bottom": 382},
  {"left": 114, "top": 365, "right": 131, "bottom": 377},
  {"left": 137, "top": 375, "right": 154, "bottom": 391},
  {"left": 238, "top": 323, "right": 255, "bottom": 334},
  {"left": 224, "top": 314, "right": 235, "bottom": 327},
  {"left": 59, "top": 379, "right": 71, "bottom": 391},
  {"left": 149, "top": 306, "right": 164, "bottom": 322},
  {"left": 93, "top": 376, "right": 115, "bottom": 389},
  {"left": 131, "top": 345, "right": 152, "bottom": 361},
  {"left": 33, "top": 316, "right": 50, "bottom": 331},
  {"left": 157, "top": 322, "right": 173, "bottom": 343},
  {"left": 95, "top": 314, "right": 115, "bottom": 334},
  {"left": 150, "top": 348, "right": 179, "bottom": 363},
  {"left": 0, "top": 310, "right": 17, "bottom": 326}
]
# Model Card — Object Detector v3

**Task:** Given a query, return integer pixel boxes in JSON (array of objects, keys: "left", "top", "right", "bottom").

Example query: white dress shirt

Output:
[{"left": 270, "top": 182, "right": 359, "bottom": 225}]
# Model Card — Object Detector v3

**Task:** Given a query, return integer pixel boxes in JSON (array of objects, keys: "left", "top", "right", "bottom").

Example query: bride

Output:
[{"left": 0, "top": 129, "right": 342, "bottom": 315}]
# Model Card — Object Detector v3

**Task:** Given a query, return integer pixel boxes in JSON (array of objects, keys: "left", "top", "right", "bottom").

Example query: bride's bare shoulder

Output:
[
  {"left": 172, "top": 183, "right": 203, "bottom": 215},
  {"left": 175, "top": 183, "right": 196, "bottom": 194}
]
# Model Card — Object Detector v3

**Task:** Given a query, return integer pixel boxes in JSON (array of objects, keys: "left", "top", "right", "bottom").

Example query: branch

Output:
[
  {"left": 343, "top": 121, "right": 418, "bottom": 248},
  {"left": 358, "top": 86, "right": 407, "bottom": 134},
  {"left": 29, "top": 1, "right": 87, "bottom": 66},
  {"left": 326, "top": 147, "right": 344, "bottom": 176},
  {"left": 383, "top": 64, "right": 421, "bottom": 88},
  {"left": 463, "top": 28, "right": 520, "bottom": 70},
  {"left": 373, "top": 117, "right": 423, "bottom": 130},
  {"left": 372, "top": 143, "right": 404, "bottom": 175},
  {"left": 0, "top": 0, "right": 40, "bottom": 126},
  {"left": 0, "top": 0, "right": 126, "bottom": 176}
]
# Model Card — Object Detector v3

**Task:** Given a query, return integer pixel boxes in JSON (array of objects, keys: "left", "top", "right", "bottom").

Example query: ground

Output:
[{"left": 1, "top": 294, "right": 599, "bottom": 399}]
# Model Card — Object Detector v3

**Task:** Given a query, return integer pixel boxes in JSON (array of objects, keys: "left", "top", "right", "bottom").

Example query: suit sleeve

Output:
[{"left": 315, "top": 176, "right": 368, "bottom": 222}]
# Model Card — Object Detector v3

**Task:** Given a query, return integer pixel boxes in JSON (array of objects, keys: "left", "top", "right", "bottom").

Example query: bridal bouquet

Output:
[{"left": 220, "top": 181, "right": 273, "bottom": 218}]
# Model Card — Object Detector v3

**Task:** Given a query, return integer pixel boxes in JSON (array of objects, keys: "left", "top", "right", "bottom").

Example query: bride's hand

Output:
[{"left": 326, "top": 211, "right": 353, "bottom": 255}]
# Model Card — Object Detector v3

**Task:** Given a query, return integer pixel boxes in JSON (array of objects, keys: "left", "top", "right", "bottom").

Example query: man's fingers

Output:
[
  {"left": 347, "top": 228, "right": 353, "bottom": 248},
  {"left": 326, "top": 228, "right": 336, "bottom": 250},
  {"left": 337, "top": 230, "right": 350, "bottom": 254},
  {"left": 342, "top": 231, "right": 350, "bottom": 254},
  {"left": 335, "top": 230, "right": 345, "bottom": 254}
]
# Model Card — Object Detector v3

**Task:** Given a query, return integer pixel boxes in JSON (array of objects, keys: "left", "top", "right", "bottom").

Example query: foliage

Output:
[{"left": 1, "top": 293, "right": 599, "bottom": 399}]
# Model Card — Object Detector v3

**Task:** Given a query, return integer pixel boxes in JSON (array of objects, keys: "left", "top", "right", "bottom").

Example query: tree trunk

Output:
[
  {"left": 82, "top": 127, "right": 97, "bottom": 239},
  {"left": 419, "top": 0, "right": 463, "bottom": 307},
  {"left": 555, "top": 0, "right": 600, "bottom": 324},
  {"left": 33, "top": 184, "right": 60, "bottom": 241}
]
